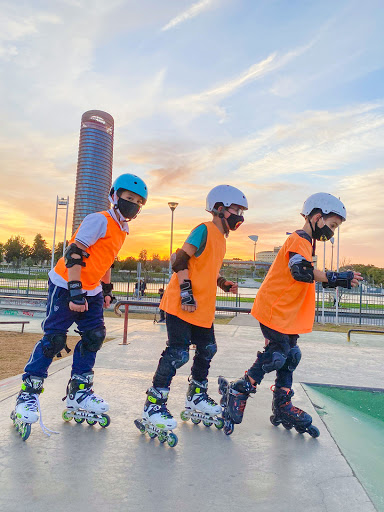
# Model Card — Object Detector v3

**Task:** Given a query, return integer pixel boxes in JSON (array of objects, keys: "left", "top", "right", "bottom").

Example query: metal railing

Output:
[{"left": 113, "top": 300, "right": 252, "bottom": 345}]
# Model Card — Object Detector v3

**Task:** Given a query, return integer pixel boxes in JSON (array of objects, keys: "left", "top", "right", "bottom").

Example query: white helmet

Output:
[
  {"left": 301, "top": 193, "right": 346, "bottom": 221},
  {"left": 206, "top": 185, "right": 248, "bottom": 212}
]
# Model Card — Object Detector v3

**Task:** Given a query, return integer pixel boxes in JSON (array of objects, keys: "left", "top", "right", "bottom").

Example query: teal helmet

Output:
[{"left": 110, "top": 174, "right": 148, "bottom": 205}]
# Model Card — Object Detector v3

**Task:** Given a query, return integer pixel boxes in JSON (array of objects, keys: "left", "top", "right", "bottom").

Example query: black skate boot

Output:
[
  {"left": 270, "top": 386, "right": 320, "bottom": 438},
  {"left": 218, "top": 374, "right": 256, "bottom": 435}
]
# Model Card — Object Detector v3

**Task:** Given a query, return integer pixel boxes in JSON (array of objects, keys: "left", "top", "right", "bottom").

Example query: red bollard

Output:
[{"left": 119, "top": 304, "right": 130, "bottom": 345}]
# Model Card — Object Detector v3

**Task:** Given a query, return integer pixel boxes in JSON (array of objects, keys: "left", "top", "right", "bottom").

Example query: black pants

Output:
[
  {"left": 152, "top": 313, "right": 217, "bottom": 388},
  {"left": 247, "top": 323, "right": 300, "bottom": 389}
]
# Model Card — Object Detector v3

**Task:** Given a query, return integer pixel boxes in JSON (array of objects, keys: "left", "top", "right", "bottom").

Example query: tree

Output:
[
  {"left": 150, "top": 253, "right": 163, "bottom": 272},
  {"left": 138, "top": 249, "right": 148, "bottom": 269},
  {"left": 54, "top": 241, "right": 69, "bottom": 263},
  {"left": 31, "top": 234, "right": 51, "bottom": 264},
  {"left": 0, "top": 243, "right": 4, "bottom": 263},
  {"left": 4, "top": 236, "right": 27, "bottom": 265},
  {"left": 121, "top": 256, "right": 137, "bottom": 271}
]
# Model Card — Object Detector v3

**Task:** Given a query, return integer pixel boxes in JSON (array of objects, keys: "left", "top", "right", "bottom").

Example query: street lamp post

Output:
[
  {"left": 168, "top": 202, "right": 179, "bottom": 277},
  {"left": 248, "top": 235, "right": 258, "bottom": 279},
  {"left": 51, "top": 196, "right": 69, "bottom": 270}
]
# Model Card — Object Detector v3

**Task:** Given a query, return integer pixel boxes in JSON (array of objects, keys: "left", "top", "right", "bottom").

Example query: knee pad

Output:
[
  {"left": 260, "top": 350, "right": 287, "bottom": 373},
  {"left": 168, "top": 346, "right": 189, "bottom": 369},
  {"left": 198, "top": 342, "right": 217, "bottom": 361},
  {"left": 81, "top": 326, "right": 106, "bottom": 352},
  {"left": 42, "top": 333, "right": 67, "bottom": 358},
  {"left": 284, "top": 346, "right": 302, "bottom": 371}
]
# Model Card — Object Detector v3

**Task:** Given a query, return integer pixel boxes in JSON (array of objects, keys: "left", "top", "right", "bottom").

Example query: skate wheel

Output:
[
  {"left": 308, "top": 425, "right": 320, "bottom": 438},
  {"left": 167, "top": 433, "right": 178, "bottom": 448},
  {"left": 203, "top": 420, "right": 212, "bottom": 427},
  {"left": 158, "top": 433, "right": 167, "bottom": 443},
  {"left": 223, "top": 425, "right": 233, "bottom": 436},
  {"left": 282, "top": 423, "right": 293, "bottom": 430},
  {"left": 134, "top": 419, "right": 146, "bottom": 434},
  {"left": 191, "top": 418, "right": 201, "bottom": 425},
  {"left": 215, "top": 418, "right": 224, "bottom": 430},
  {"left": 86, "top": 419, "right": 96, "bottom": 426},
  {"left": 180, "top": 411, "right": 189, "bottom": 422},
  {"left": 295, "top": 426, "right": 307, "bottom": 434},
  {"left": 62, "top": 410, "right": 73, "bottom": 422},
  {"left": 21, "top": 423, "right": 31, "bottom": 441},
  {"left": 270, "top": 415, "right": 281, "bottom": 427},
  {"left": 99, "top": 414, "right": 110, "bottom": 428},
  {"left": 148, "top": 432, "right": 157, "bottom": 439},
  {"left": 74, "top": 417, "right": 85, "bottom": 424},
  {"left": 15, "top": 423, "right": 19, "bottom": 432}
]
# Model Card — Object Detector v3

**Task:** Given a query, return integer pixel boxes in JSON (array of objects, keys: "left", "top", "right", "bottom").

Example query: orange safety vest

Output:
[
  {"left": 252, "top": 232, "right": 315, "bottom": 334},
  {"left": 161, "top": 222, "right": 226, "bottom": 328},
  {"left": 55, "top": 211, "right": 126, "bottom": 290}
]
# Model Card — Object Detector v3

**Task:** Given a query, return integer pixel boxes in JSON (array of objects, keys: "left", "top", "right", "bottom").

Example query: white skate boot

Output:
[
  {"left": 62, "top": 372, "right": 110, "bottom": 428},
  {"left": 11, "top": 375, "right": 58, "bottom": 440},
  {"left": 181, "top": 379, "right": 224, "bottom": 429},
  {"left": 134, "top": 387, "right": 178, "bottom": 447}
]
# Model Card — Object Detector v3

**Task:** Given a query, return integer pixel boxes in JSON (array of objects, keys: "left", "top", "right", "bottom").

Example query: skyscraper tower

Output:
[{"left": 72, "top": 110, "right": 114, "bottom": 234}]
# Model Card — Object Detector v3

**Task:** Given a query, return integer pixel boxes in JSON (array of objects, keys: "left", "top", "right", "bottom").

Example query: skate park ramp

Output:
[
  {"left": 0, "top": 316, "right": 382, "bottom": 512},
  {"left": 303, "top": 383, "right": 384, "bottom": 512}
]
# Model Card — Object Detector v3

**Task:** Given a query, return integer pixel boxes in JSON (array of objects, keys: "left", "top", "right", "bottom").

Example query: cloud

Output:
[
  {"left": 161, "top": 0, "right": 216, "bottom": 31},
  {"left": 166, "top": 40, "right": 315, "bottom": 120}
]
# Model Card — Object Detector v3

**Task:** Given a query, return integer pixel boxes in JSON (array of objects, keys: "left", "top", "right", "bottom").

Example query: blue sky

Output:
[{"left": 0, "top": 0, "right": 383, "bottom": 266}]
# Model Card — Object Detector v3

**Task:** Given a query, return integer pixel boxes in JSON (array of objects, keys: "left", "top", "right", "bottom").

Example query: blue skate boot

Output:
[
  {"left": 134, "top": 387, "right": 178, "bottom": 448},
  {"left": 218, "top": 374, "right": 256, "bottom": 435},
  {"left": 270, "top": 386, "right": 320, "bottom": 438}
]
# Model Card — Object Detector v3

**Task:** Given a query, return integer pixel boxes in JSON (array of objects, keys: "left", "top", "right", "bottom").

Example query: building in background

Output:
[
  {"left": 72, "top": 110, "right": 114, "bottom": 233},
  {"left": 256, "top": 246, "right": 318, "bottom": 268}
]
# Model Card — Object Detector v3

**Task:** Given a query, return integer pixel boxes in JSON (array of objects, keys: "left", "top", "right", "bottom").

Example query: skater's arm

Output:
[
  {"left": 217, "top": 275, "right": 238, "bottom": 294},
  {"left": 314, "top": 269, "right": 362, "bottom": 288},
  {"left": 67, "top": 241, "right": 89, "bottom": 313},
  {"left": 100, "top": 268, "right": 114, "bottom": 309},
  {"left": 173, "top": 243, "right": 197, "bottom": 312}
]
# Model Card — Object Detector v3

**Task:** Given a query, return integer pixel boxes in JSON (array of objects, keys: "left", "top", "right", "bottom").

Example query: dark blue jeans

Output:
[
  {"left": 247, "top": 323, "right": 300, "bottom": 389},
  {"left": 152, "top": 313, "right": 217, "bottom": 388},
  {"left": 23, "top": 280, "right": 105, "bottom": 380}
]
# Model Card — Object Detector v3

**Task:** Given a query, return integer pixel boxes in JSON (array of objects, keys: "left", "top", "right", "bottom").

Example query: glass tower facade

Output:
[{"left": 72, "top": 110, "right": 114, "bottom": 234}]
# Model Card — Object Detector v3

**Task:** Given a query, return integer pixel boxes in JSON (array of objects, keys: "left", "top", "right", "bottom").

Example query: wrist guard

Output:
[
  {"left": 64, "top": 243, "right": 90, "bottom": 268},
  {"left": 322, "top": 271, "right": 354, "bottom": 289},
  {"left": 68, "top": 280, "right": 87, "bottom": 305},
  {"left": 217, "top": 276, "right": 232, "bottom": 292},
  {"left": 180, "top": 279, "right": 196, "bottom": 306},
  {"left": 101, "top": 281, "right": 116, "bottom": 303}
]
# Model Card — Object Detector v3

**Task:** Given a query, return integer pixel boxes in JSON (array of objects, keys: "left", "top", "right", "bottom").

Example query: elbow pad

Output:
[
  {"left": 290, "top": 260, "right": 314, "bottom": 283},
  {"left": 172, "top": 249, "right": 190, "bottom": 273},
  {"left": 64, "top": 243, "right": 90, "bottom": 268},
  {"left": 323, "top": 271, "right": 354, "bottom": 289}
]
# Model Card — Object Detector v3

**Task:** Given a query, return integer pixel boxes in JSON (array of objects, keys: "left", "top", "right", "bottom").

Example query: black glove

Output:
[
  {"left": 101, "top": 281, "right": 116, "bottom": 303},
  {"left": 322, "top": 271, "right": 354, "bottom": 289},
  {"left": 68, "top": 280, "right": 87, "bottom": 305},
  {"left": 180, "top": 279, "right": 196, "bottom": 306},
  {"left": 217, "top": 276, "right": 232, "bottom": 292}
]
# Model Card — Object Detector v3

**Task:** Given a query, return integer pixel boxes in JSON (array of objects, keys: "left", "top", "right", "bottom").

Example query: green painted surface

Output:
[{"left": 303, "top": 384, "right": 384, "bottom": 512}]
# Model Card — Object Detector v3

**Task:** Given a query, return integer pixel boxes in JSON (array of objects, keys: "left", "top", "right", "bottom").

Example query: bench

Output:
[{"left": 0, "top": 321, "right": 30, "bottom": 333}]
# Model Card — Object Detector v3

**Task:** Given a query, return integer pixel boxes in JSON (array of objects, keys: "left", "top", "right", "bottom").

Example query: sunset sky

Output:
[{"left": 1, "top": 0, "right": 383, "bottom": 268}]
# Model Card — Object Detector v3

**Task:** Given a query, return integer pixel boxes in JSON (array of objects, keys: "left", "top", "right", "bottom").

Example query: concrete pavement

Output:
[{"left": 1, "top": 315, "right": 382, "bottom": 512}]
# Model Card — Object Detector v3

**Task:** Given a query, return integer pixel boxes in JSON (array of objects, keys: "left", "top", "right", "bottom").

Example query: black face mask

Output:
[
  {"left": 226, "top": 213, "right": 244, "bottom": 231},
  {"left": 312, "top": 219, "right": 334, "bottom": 241},
  {"left": 117, "top": 198, "right": 140, "bottom": 220}
]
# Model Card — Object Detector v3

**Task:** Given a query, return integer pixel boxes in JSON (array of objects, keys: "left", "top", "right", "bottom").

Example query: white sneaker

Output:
[
  {"left": 15, "top": 392, "right": 39, "bottom": 423},
  {"left": 185, "top": 379, "right": 221, "bottom": 416}
]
